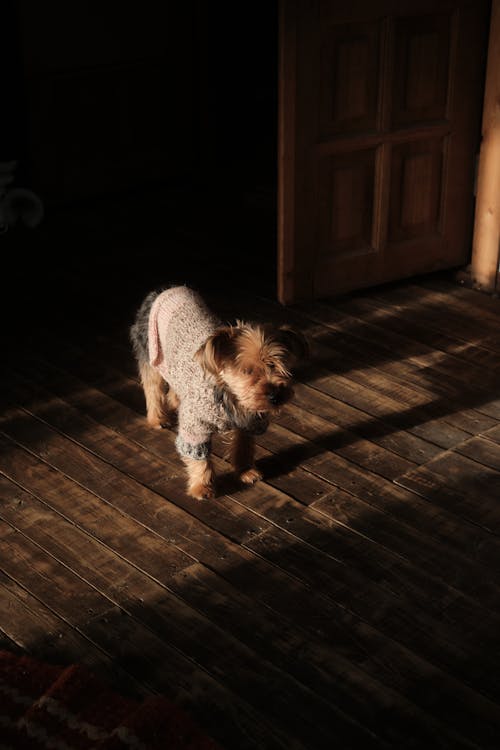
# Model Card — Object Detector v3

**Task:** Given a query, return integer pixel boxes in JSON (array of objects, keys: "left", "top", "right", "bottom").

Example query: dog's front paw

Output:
[
  {"left": 189, "top": 482, "right": 215, "bottom": 500},
  {"left": 239, "top": 467, "right": 263, "bottom": 485}
]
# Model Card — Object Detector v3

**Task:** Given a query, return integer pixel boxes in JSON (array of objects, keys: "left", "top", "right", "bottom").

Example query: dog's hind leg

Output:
[
  {"left": 166, "top": 386, "right": 180, "bottom": 414},
  {"left": 139, "top": 360, "right": 173, "bottom": 428}
]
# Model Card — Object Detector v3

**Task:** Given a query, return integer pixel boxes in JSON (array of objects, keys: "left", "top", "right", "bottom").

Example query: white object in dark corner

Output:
[{"left": 0, "top": 161, "right": 44, "bottom": 232}]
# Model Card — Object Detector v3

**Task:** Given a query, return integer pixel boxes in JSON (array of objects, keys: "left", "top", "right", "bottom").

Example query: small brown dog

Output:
[{"left": 130, "top": 285, "right": 307, "bottom": 499}]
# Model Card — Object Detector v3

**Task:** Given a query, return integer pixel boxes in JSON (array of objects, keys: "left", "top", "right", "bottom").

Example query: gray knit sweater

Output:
[{"left": 148, "top": 286, "right": 267, "bottom": 460}]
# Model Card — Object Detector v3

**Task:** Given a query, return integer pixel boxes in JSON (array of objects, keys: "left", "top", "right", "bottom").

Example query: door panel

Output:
[
  {"left": 319, "top": 23, "right": 381, "bottom": 135},
  {"left": 318, "top": 148, "right": 376, "bottom": 257},
  {"left": 388, "top": 138, "right": 444, "bottom": 242},
  {"left": 278, "top": 0, "right": 490, "bottom": 302},
  {"left": 392, "top": 14, "right": 451, "bottom": 125}
]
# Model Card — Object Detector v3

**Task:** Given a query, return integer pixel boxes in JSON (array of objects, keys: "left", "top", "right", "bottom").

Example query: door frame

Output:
[{"left": 470, "top": 0, "right": 500, "bottom": 293}]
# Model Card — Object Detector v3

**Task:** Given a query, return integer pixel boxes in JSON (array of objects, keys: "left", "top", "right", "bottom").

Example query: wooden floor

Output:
[{"left": 2, "top": 221, "right": 500, "bottom": 748}]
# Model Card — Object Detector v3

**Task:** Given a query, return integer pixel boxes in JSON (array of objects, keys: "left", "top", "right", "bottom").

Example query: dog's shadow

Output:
[
  {"left": 255, "top": 443, "right": 314, "bottom": 483},
  {"left": 211, "top": 449, "right": 307, "bottom": 500},
  {"left": 215, "top": 471, "right": 251, "bottom": 497}
]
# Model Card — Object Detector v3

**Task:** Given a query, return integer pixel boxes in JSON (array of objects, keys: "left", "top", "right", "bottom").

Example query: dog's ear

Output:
[
  {"left": 195, "top": 327, "right": 238, "bottom": 375},
  {"left": 276, "top": 326, "right": 310, "bottom": 363}
]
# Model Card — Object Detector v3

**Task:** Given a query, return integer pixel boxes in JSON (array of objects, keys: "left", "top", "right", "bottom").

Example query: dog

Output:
[{"left": 130, "top": 285, "right": 307, "bottom": 500}]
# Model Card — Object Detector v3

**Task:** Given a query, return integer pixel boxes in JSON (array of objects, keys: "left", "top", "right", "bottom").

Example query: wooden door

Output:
[{"left": 278, "top": 0, "right": 491, "bottom": 303}]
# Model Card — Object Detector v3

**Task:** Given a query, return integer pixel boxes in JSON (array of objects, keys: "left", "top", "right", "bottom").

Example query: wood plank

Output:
[
  {"left": 5, "top": 276, "right": 500, "bottom": 746},
  {"left": 2, "top": 470, "right": 474, "bottom": 749},
  {"left": 0, "top": 630, "right": 23, "bottom": 654},
  {"left": 0, "top": 493, "right": 365, "bottom": 750},
  {"left": 3, "top": 408, "right": 496, "bottom": 748},
  {"left": 49, "top": 334, "right": 443, "bottom": 467},
  {"left": 0, "top": 570, "right": 147, "bottom": 697},
  {"left": 396, "top": 460, "right": 500, "bottom": 534},
  {"left": 379, "top": 280, "right": 500, "bottom": 334},
  {"left": 2, "top": 434, "right": 496, "bottom": 748},
  {"left": 4, "top": 377, "right": 500, "bottom": 708},
  {"left": 304, "top": 372, "right": 468, "bottom": 450},
  {"left": 217, "top": 291, "right": 499, "bottom": 437},
  {"left": 365, "top": 282, "right": 500, "bottom": 357},
  {"left": 456, "top": 435, "right": 500, "bottom": 471},
  {"left": 0, "top": 525, "right": 204, "bottom": 704},
  {"left": 420, "top": 277, "right": 500, "bottom": 319},
  {"left": 107, "top": 305, "right": 500, "bottom": 455},
  {"left": 273, "top": 401, "right": 416, "bottom": 480},
  {"left": 292, "top": 381, "right": 443, "bottom": 463},
  {"left": 0, "top": 510, "right": 306, "bottom": 750},
  {"left": 303, "top": 290, "right": 497, "bottom": 384},
  {"left": 257, "top": 422, "right": 500, "bottom": 607},
  {"left": 6, "top": 436, "right": 497, "bottom": 743},
  {"left": 13, "top": 345, "right": 420, "bottom": 480},
  {"left": 311, "top": 487, "right": 500, "bottom": 608},
  {"left": 482, "top": 423, "right": 500, "bottom": 446},
  {"left": 295, "top": 295, "right": 500, "bottom": 421},
  {"left": 418, "top": 277, "right": 500, "bottom": 319},
  {"left": 293, "top": 358, "right": 471, "bottom": 450},
  {"left": 302, "top": 321, "right": 499, "bottom": 434},
  {"left": 219, "top": 294, "right": 484, "bottom": 444},
  {"left": 168, "top": 560, "right": 500, "bottom": 749},
  {"left": 11, "top": 351, "right": 500, "bottom": 592},
  {"left": 400, "top": 450, "right": 500, "bottom": 515},
  {"left": 5, "top": 369, "right": 500, "bottom": 631},
  {"left": 0, "top": 389, "right": 469, "bottom": 635},
  {"left": 346, "top": 282, "right": 500, "bottom": 377}
]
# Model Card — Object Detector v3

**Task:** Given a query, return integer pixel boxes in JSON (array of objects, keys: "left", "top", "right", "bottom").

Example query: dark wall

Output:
[
  {"left": 198, "top": 3, "right": 279, "bottom": 190},
  {"left": 1, "top": 1, "right": 27, "bottom": 165},
  {"left": 4, "top": 0, "right": 278, "bottom": 204}
]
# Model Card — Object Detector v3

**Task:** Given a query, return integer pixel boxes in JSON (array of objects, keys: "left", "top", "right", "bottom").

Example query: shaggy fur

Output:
[{"left": 130, "top": 286, "right": 307, "bottom": 500}]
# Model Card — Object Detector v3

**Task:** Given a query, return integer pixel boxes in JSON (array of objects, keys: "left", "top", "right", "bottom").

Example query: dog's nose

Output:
[{"left": 267, "top": 389, "right": 282, "bottom": 406}]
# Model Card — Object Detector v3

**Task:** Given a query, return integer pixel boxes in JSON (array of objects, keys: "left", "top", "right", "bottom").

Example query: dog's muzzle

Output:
[{"left": 267, "top": 385, "right": 292, "bottom": 407}]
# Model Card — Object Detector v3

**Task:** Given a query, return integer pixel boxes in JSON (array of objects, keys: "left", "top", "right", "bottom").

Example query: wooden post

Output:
[{"left": 470, "top": 0, "right": 500, "bottom": 292}]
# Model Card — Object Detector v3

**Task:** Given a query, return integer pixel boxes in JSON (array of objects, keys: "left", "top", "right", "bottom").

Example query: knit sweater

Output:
[{"left": 148, "top": 286, "right": 268, "bottom": 460}]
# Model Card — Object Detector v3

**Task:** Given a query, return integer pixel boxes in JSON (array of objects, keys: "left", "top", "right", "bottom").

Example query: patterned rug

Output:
[{"left": 0, "top": 650, "right": 220, "bottom": 749}]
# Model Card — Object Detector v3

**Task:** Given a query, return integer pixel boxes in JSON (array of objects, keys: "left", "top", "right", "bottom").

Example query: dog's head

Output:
[{"left": 195, "top": 321, "right": 308, "bottom": 413}]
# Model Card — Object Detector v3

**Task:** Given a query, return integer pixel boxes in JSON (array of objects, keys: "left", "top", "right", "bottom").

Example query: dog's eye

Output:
[
  {"left": 243, "top": 366, "right": 253, "bottom": 375},
  {"left": 268, "top": 362, "right": 275, "bottom": 370}
]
